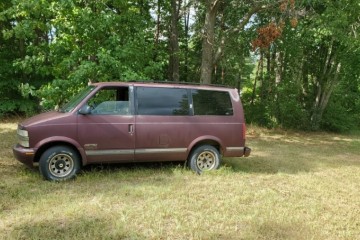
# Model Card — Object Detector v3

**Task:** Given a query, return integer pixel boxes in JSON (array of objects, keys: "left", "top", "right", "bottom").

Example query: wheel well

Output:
[
  {"left": 190, "top": 140, "right": 221, "bottom": 155},
  {"left": 34, "top": 142, "right": 82, "bottom": 165}
]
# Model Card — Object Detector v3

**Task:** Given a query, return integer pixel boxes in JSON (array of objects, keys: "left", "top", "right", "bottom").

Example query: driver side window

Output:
[{"left": 88, "top": 87, "right": 130, "bottom": 115}]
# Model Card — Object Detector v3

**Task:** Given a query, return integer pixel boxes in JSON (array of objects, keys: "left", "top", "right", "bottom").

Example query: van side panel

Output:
[
  {"left": 134, "top": 86, "right": 246, "bottom": 161},
  {"left": 134, "top": 115, "right": 245, "bottom": 161}
]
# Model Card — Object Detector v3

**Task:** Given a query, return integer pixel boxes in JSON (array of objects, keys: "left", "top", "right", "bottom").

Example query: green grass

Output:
[{"left": 1, "top": 123, "right": 360, "bottom": 239}]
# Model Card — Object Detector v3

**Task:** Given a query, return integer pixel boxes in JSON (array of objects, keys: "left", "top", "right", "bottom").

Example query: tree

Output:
[
  {"left": 199, "top": 0, "right": 295, "bottom": 84},
  {"left": 199, "top": 0, "right": 220, "bottom": 84},
  {"left": 242, "top": 0, "right": 360, "bottom": 131},
  {"left": 0, "top": 0, "right": 359, "bottom": 132},
  {"left": 1, "top": 0, "right": 161, "bottom": 109},
  {"left": 0, "top": 0, "right": 53, "bottom": 116},
  {"left": 168, "top": 0, "right": 181, "bottom": 82},
  {"left": 306, "top": 0, "right": 360, "bottom": 129}
]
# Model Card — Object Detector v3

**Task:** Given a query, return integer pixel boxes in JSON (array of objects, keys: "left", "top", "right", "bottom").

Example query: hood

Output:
[{"left": 20, "top": 111, "right": 71, "bottom": 128}]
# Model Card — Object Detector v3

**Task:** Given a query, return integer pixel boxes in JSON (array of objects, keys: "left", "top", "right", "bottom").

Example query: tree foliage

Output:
[
  {"left": 0, "top": 0, "right": 359, "bottom": 131},
  {"left": 242, "top": 0, "right": 360, "bottom": 131}
]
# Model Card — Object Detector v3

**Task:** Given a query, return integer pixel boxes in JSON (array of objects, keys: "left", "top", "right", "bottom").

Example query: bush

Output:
[{"left": 321, "top": 99, "right": 356, "bottom": 133}]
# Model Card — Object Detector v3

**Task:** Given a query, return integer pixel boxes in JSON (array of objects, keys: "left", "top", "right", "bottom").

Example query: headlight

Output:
[{"left": 17, "top": 127, "right": 29, "bottom": 148}]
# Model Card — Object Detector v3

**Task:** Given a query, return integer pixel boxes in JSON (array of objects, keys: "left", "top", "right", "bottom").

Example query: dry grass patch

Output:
[{"left": 1, "top": 122, "right": 359, "bottom": 239}]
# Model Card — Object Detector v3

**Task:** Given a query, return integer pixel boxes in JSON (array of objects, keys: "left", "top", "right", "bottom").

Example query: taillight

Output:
[{"left": 243, "top": 123, "right": 246, "bottom": 140}]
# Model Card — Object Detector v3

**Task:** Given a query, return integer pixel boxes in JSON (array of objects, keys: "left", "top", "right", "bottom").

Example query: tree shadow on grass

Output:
[
  {"left": 81, "top": 161, "right": 186, "bottom": 177},
  {"left": 223, "top": 156, "right": 316, "bottom": 174},
  {"left": 245, "top": 220, "right": 314, "bottom": 240},
  {"left": 223, "top": 138, "right": 360, "bottom": 174},
  {"left": 4, "top": 215, "right": 144, "bottom": 240},
  {"left": 224, "top": 153, "right": 360, "bottom": 174}
]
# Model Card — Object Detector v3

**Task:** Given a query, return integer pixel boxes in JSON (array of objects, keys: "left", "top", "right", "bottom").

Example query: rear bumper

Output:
[
  {"left": 13, "top": 144, "right": 36, "bottom": 168},
  {"left": 244, "top": 147, "right": 251, "bottom": 157},
  {"left": 224, "top": 146, "right": 251, "bottom": 157}
]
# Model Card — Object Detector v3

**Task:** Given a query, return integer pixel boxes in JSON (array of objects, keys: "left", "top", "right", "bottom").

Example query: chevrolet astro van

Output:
[{"left": 13, "top": 82, "right": 251, "bottom": 180}]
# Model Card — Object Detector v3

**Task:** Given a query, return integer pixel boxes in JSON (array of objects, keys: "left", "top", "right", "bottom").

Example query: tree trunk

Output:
[
  {"left": 310, "top": 40, "right": 341, "bottom": 130},
  {"left": 251, "top": 53, "right": 263, "bottom": 105},
  {"left": 275, "top": 49, "right": 283, "bottom": 85},
  {"left": 200, "top": 2, "right": 269, "bottom": 84},
  {"left": 310, "top": 64, "right": 341, "bottom": 130},
  {"left": 200, "top": 0, "right": 220, "bottom": 84},
  {"left": 169, "top": 0, "right": 181, "bottom": 82},
  {"left": 153, "top": 0, "right": 161, "bottom": 62},
  {"left": 183, "top": 0, "right": 191, "bottom": 82}
]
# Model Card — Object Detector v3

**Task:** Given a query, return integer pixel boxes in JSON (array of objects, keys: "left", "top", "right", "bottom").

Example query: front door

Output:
[{"left": 77, "top": 86, "right": 135, "bottom": 163}]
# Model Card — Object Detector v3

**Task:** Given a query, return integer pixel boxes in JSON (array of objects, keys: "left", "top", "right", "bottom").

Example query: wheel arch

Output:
[
  {"left": 187, "top": 136, "right": 223, "bottom": 158},
  {"left": 34, "top": 139, "right": 86, "bottom": 166}
]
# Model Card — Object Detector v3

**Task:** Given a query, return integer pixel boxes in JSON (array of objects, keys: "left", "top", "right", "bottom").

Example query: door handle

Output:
[{"left": 128, "top": 124, "right": 134, "bottom": 134}]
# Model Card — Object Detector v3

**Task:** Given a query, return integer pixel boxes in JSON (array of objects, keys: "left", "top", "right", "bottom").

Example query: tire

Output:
[
  {"left": 188, "top": 145, "right": 221, "bottom": 174},
  {"left": 39, "top": 145, "right": 81, "bottom": 181}
]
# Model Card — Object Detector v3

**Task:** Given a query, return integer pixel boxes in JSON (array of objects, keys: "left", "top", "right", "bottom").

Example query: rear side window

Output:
[
  {"left": 192, "top": 90, "right": 233, "bottom": 116},
  {"left": 137, "top": 87, "right": 189, "bottom": 115}
]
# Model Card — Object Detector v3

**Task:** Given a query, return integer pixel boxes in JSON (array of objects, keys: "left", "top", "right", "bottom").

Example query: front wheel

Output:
[
  {"left": 188, "top": 145, "right": 221, "bottom": 174},
  {"left": 39, "top": 146, "right": 81, "bottom": 181}
]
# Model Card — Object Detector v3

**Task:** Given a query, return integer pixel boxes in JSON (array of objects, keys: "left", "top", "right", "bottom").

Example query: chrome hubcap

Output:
[
  {"left": 49, "top": 153, "right": 74, "bottom": 177},
  {"left": 196, "top": 151, "right": 216, "bottom": 170}
]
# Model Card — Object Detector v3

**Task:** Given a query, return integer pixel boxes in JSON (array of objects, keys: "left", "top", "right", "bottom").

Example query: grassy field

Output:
[{"left": 1, "top": 122, "right": 359, "bottom": 239}]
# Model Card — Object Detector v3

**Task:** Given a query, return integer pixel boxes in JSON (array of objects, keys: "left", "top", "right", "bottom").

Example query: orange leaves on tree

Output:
[
  {"left": 279, "top": 1, "right": 288, "bottom": 12},
  {"left": 251, "top": 22, "right": 283, "bottom": 51},
  {"left": 290, "top": 0, "right": 295, "bottom": 8},
  {"left": 279, "top": 0, "right": 296, "bottom": 12},
  {"left": 290, "top": 18, "right": 298, "bottom": 28},
  {"left": 252, "top": 0, "right": 298, "bottom": 51}
]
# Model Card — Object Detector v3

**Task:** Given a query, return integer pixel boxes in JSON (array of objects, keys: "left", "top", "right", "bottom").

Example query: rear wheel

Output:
[
  {"left": 39, "top": 146, "right": 81, "bottom": 181},
  {"left": 188, "top": 145, "right": 221, "bottom": 174}
]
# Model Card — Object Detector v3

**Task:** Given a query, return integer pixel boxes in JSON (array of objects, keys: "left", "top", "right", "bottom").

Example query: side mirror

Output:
[{"left": 78, "top": 105, "right": 91, "bottom": 115}]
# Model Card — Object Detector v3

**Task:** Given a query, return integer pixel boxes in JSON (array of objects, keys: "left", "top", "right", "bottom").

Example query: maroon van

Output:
[{"left": 13, "top": 82, "right": 251, "bottom": 180}]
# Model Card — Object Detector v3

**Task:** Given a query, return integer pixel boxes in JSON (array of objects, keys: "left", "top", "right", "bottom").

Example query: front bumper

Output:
[{"left": 13, "top": 144, "right": 36, "bottom": 168}]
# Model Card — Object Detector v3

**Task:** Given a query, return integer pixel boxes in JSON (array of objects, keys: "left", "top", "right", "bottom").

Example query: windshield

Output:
[{"left": 60, "top": 86, "right": 96, "bottom": 113}]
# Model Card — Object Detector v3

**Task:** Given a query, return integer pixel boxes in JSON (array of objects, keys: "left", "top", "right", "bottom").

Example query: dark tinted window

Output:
[
  {"left": 192, "top": 90, "right": 233, "bottom": 115},
  {"left": 137, "top": 87, "right": 189, "bottom": 115}
]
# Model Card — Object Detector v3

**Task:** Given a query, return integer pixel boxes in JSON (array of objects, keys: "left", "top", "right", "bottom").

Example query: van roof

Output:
[{"left": 91, "top": 81, "right": 236, "bottom": 91}]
